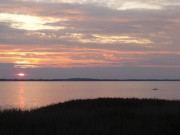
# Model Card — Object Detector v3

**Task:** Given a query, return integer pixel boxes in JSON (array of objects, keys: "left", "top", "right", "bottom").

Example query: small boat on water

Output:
[{"left": 152, "top": 88, "right": 158, "bottom": 90}]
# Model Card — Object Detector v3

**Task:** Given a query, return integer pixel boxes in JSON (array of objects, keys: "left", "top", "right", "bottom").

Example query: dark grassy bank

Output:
[{"left": 1, "top": 98, "right": 180, "bottom": 135}]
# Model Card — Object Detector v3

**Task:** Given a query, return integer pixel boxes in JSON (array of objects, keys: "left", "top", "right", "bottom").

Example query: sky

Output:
[{"left": 0, "top": 0, "right": 180, "bottom": 79}]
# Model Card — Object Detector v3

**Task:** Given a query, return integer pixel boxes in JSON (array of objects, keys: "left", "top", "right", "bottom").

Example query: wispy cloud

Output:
[
  {"left": 0, "top": 0, "right": 180, "bottom": 78},
  {"left": 0, "top": 13, "right": 67, "bottom": 30}
]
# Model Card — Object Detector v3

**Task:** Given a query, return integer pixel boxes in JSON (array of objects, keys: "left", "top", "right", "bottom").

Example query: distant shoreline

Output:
[{"left": 0, "top": 78, "right": 180, "bottom": 81}]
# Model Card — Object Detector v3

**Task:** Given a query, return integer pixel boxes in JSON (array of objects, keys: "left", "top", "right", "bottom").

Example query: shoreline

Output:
[
  {"left": 1, "top": 78, "right": 180, "bottom": 81},
  {"left": 1, "top": 98, "right": 180, "bottom": 134}
]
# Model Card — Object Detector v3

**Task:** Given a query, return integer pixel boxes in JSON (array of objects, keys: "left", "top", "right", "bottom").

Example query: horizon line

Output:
[{"left": 1, "top": 78, "right": 180, "bottom": 81}]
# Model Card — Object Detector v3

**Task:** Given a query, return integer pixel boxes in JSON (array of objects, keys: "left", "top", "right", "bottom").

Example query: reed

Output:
[{"left": 0, "top": 98, "right": 180, "bottom": 135}]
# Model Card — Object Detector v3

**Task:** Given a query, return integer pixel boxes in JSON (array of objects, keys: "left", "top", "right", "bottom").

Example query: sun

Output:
[{"left": 17, "top": 73, "right": 26, "bottom": 77}]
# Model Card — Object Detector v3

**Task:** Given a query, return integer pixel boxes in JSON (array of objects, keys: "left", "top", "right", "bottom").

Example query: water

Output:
[{"left": 0, "top": 81, "right": 180, "bottom": 110}]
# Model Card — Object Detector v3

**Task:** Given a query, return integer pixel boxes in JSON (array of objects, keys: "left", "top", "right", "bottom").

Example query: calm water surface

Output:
[{"left": 0, "top": 81, "right": 180, "bottom": 110}]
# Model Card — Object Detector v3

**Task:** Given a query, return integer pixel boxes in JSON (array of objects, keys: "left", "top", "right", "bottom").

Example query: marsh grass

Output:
[{"left": 1, "top": 98, "right": 180, "bottom": 135}]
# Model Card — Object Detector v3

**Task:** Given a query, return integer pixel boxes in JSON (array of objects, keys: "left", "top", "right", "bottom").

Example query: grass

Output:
[{"left": 1, "top": 98, "right": 180, "bottom": 135}]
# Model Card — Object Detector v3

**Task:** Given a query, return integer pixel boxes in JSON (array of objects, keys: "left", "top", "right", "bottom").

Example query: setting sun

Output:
[{"left": 17, "top": 73, "right": 25, "bottom": 77}]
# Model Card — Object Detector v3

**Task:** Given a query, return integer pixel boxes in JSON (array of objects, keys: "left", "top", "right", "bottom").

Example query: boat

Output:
[{"left": 152, "top": 88, "right": 158, "bottom": 90}]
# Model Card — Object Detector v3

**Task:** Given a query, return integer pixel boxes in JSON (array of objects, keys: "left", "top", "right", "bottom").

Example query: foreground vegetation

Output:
[{"left": 1, "top": 98, "right": 180, "bottom": 135}]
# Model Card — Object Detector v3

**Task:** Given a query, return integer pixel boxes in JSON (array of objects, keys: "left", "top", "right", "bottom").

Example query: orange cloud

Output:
[{"left": 1, "top": 44, "right": 180, "bottom": 69}]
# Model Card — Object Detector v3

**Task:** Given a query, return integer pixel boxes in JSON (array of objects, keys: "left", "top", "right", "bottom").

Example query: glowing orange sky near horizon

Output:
[{"left": 0, "top": 0, "right": 180, "bottom": 71}]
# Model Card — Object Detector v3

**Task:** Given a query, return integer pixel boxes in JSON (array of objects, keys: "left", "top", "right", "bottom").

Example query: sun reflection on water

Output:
[{"left": 17, "top": 82, "right": 26, "bottom": 109}]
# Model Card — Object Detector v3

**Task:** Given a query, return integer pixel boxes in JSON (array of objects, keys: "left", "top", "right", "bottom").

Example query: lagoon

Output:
[{"left": 0, "top": 81, "right": 180, "bottom": 109}]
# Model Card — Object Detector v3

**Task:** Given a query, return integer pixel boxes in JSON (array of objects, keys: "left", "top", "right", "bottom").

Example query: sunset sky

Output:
[{"left": 1, "top": 0, "right": 180, "bottom": 79}]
